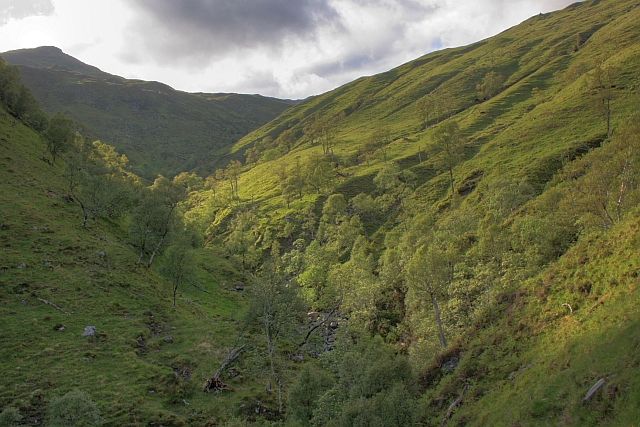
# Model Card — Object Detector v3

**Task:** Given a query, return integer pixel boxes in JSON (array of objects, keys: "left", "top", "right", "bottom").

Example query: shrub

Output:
[
  {"left": 47, "top": 390, "right": 102, "bottom": 427},
  {"left": 0, "top": 407, "right": 22, "bottom": 427}
]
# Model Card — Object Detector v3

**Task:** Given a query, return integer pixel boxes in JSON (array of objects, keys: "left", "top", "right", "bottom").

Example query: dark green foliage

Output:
[
  {"left": 47, "top": 390, "right": 102, "bottom": 427},
  {"left": 44, "top": 113, "right": 75, "bottom": 164},
  {"left": 309, "top": 336, "right": 416, "bottom": 426},
  {"left": 476, "top": 71, "right": 506, "bottom": 101},
  {"left": 160, "top": 241, "right": 196, "bottom": 307},
  {"left": 287, "top": 365, "right": 333, "bottom": 424},
  {"left": 246, "top": 262, "right": 306, "bottom": 413},
  {"left": 2, "top": 47, "right": 292, "bottom": 177},
  {"left": 0, "top": 407, "right": 22, "bottom": 427},
  {"left": 130, "top": 176, "right": 185, "bottom": 267},
  {"left": 64, "top": 137, "right": 137, "bottom": 227},
  {"left": 0, "top": 58, "right": 47, "bottom": 130}
]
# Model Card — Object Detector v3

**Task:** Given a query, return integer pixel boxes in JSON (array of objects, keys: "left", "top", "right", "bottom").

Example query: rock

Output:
[
  {"left": 163, "top": 335, "right": 174, "bottom": 344},
  {"left": 307, "top": 311, "right": 321, "bottom": 322},
  {"left": 16, "top": 263, "right": 27, "bottom": 269},
  {"left": 96, "top": 251, "right": 107, "bottom": 258},
  {"left": 234, "top": 283, "right": 245, "bottom": 291},
  {"left": 329, "top": 321, "right": 339, "bottom": 329},
  {"left": 441, "top": 356, "right": 459, "bottom": 374},
  {"left": 290, "top": 354, "right": 304, "bottom": 362},
  {"left": 53, "top": 324, "right": 65, "bottom": 332},
  {"left": 82, "top": 325, "right": 97, "bottom": 337}
]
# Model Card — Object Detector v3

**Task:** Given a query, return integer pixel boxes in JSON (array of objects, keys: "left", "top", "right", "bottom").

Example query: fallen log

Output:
[
  {"left": 583, "top": 378, "right": 606, "bottom": 403},
  {"left": 36, "top": 297, "right": 71, "bottom": 315},
  {"left": 441, "top": 384, "right": 468, "bottom": 427},
  {"left": 203, "top": 346, "right": 245, "bottom": 393}
]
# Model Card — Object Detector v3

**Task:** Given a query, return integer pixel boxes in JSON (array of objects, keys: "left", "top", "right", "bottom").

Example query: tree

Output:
[
  {"left": 277, "top": 128, "right": 296, "bottom": 153},
  {"left": 433, "top": 121, "right": 464, "bottom": 196},
  {"left": 564, "top": 116, "right": 640, "bottom": 229},
  {"left": 65, "top": 139, "right": 134, "bottom": 227},
  {"left": 328, "top": 235, "right": 378, "bottom": 323},
  {"left": 0, "top": 59, "right": 47, "bottom": 130},
  {"left": 321, "top": 194, "right": 348, "bottom": 225},
  {"left": 224, "top": 160, "right": 242, "bottom": 199},
  {"left": 416, "top": 92, "right": 449, "bottom": 130},
  {"left": 246, "top": 262, "right": 304, "bottom": 413},
  {"left": 305, "top": 114, "right": 338, "bottom": 155},
  {"left": 476, "top": 71, "right": 506, "bottom": 101},
  {"left": 373, "top": 162, "right": 416, "bottom": 211},
  {"left": 305, "top": 154, "right": 335, "bottom": 194},
  {"left": 590, "top": 63, "right": 615, "bottom": 138},
  {"left": 160, "top": 241, "right": 196, "bottom": 307},
  {"left": 298, "top": 240, "right": 339, "bottom": 305},
  {"left": 406, "top": 243, "right": 452, "bottom": 348},
  {"left": 276, "top": 159, "right": 306, "bottom": 206},
  {"left": 360, "top": 127, "right": 392, "bottom": 164},
  {"left": 288, "top": 365, "right": 333, "bottom": 424},
  {"left": 226, "top": 210, "right": 258, "bottom": 270},
  {"left": 130, "top": 177, "right": 184, "bottom": 267},
  {"left": 44, "top": 113, "right": 75, "bottom": 164},
  {"left": 173, "top": 171, "right": 203, "bottom": 192}
]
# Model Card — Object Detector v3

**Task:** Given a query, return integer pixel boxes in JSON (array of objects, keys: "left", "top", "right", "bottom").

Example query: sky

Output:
[{"left": 0, "top": 0, "right": 577, "bottom": 99}]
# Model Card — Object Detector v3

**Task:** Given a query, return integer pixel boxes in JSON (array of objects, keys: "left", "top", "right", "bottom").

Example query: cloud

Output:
[
  {"left": 121, "top": 0, "right": 577, "bottom": 98},
  {"left": 0, "top": 0, "right": 54, "bottom": 25},
  {"left": 0, "top": 0, "right": 578, "bottom": 98},
  {"left": 127, "top": 0, "right": 342, "bottom": 65}
]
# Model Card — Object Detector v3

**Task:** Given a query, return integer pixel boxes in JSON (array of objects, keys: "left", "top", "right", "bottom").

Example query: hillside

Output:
[
  {"left": 0, "top": 94, "right": 273, "bottom": 423},
  {"left": 2, "top": 0, "right": 640, "bottom": 425},
  {"left": 1, "top": 46, "right": 294, "bottom": 178},
  {"left": 183, "top": 0, "right": 640, "bottom": 424}
]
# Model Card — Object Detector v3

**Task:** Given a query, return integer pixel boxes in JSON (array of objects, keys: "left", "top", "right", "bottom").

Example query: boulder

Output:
[
  {"left": 307, "top": 311, "right": 321, "bottom": 322},
  {"left": 82, "top": 325, "right": 97, "bottom": 337}
]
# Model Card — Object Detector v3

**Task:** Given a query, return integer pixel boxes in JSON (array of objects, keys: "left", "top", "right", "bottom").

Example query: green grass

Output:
[
  {"left": 3, "top": 0, "right": 640, "bottom": 424},
  {"left": 181, "top": 0, "right": 640, "bottom": 424},
  {"left": 198, "top": 0, "right": 640, "bottom": 236},
  {"left": 0, "top": 107, "right": 261, "bottom": 424},
  {"left": 421, "top": 215, "right": 640, "bottom": 426}
]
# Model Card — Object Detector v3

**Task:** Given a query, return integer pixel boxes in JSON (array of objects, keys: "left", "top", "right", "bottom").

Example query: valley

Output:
[{"left": 1, "top": 0, "right": 639, "bottom": 425}]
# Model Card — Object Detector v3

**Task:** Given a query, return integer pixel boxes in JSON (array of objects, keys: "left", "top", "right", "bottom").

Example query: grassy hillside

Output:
[
  {"left": 1, "top": 47, "right": 294, "bottom": 179},
  {"left": 231, "top": 0, "right": 639, "bottom": 203},
  {"left": 182, "top": 0, "right": 640, "bottom": 424},
  {"left": 0, "top": 104, "right": 268, "bottom": 424},
  {"left": 2, "top": 0, "right": 640, "bottom": 425}
]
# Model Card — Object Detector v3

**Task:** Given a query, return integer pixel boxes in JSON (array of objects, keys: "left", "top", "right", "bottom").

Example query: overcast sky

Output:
[{"left": 0, "top": 0, "right": 576, "bottom": 99}]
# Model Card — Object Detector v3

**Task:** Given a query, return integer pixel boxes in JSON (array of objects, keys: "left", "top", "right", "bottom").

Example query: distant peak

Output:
[
  {"left": 33, "top": 46, "right": 63, "bottom": 53},
  {"left": 1, "top": 46, "right": 107, "bottom": 78}
]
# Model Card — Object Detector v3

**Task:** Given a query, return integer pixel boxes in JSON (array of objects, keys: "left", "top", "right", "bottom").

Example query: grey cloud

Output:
[
  {"left": 0, "top": 0, "right": 53, "bottom": 25},
  {"left": 307, "top": 51, "right": 390, "bottom": 80},
  {"left": 127, "top": 0, "right": 342, "bottom": 64}
]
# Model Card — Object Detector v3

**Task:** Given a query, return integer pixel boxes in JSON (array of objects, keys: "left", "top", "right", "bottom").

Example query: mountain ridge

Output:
[{"left": 1, "top": 46, "right": 294, "bottom": 178}]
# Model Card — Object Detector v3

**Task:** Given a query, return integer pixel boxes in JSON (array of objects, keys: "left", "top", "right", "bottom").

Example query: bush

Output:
[
  {"left": 0, "top": 407, "right": 22, "bottom": 427},
  {"left": 288, "top": 365, "right": 333, "bottom": 424},
  {"left": 47, "top": 390, "right": 102, "bottom": 427}
]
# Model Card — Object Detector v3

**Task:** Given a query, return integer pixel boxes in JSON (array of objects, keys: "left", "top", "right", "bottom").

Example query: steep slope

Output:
[
  {"left": 0, "top": 104, "right": 259, "bottom": 424},
  {"left": 1, "top": 46, "right": 294, "bottom": 178},
  {"left": 182, "top": 0, "right": 640, "bottom": 424}
]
